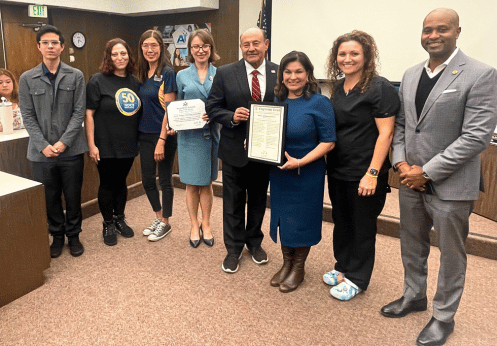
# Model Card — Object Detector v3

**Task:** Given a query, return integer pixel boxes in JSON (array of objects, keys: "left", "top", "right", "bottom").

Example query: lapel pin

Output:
[
  {"left": 209, "top": 76, "right": 213, "bottom": 81},
  {"left": 452, "top": 70, "right": 458, "bottom": 75}
]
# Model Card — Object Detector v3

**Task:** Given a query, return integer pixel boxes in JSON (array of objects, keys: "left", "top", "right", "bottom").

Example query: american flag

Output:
[{"left": 257, "top": 0, "right": 272, "bottom": 60}]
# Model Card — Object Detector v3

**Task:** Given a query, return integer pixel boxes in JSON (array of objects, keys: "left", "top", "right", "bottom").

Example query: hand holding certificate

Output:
[{"left": 166, "top": 99, "right": 207, "bottom": 131}]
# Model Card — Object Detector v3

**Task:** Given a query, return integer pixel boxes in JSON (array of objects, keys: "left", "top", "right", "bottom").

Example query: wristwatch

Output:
[
  {"left": 422, "top": 172, "right": 431, "bottom": 180},
  {"left": 369, "top": 168, "right": 378, "bottom": 176}
]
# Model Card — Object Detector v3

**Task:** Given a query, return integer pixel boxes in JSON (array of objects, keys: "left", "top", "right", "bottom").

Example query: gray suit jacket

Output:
[
  {"left": 392, "top": 50, "right": 497, "bottom": 201},
  {"left": 19, "top": 62, "right": 88, "bottom": 162}
]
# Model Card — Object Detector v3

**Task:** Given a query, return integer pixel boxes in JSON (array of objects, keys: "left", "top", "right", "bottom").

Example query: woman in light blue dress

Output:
[{"left": 175, "top": 29, "right": 220, "bottom": 248}]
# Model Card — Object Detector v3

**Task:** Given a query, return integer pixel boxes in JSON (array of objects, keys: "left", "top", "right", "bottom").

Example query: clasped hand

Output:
[
  {"left": 400, "top": 164, "right": 427, "bottom": 191},
  {"left": 233, "top": 107, "right": 249, "bottom": 124}
]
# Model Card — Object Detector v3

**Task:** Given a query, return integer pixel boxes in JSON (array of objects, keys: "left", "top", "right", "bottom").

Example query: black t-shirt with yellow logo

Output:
[{"left": 86, "top": 73, "right": 141, "bottom": 158}]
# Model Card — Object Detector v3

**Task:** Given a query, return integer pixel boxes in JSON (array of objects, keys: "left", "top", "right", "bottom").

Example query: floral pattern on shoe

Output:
[
  {"left": 323, "top": 269, "right": 344, "bottom": 286},
  {"left": 330, "top": 279, "right": 362, "bottom": 301}
]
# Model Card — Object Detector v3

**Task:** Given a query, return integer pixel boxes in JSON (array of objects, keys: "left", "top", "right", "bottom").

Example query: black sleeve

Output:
[
  {"left": 371, "top": 77, "right": 401, "bottom": 118},
  {"left": 86, "top": 74, "right": 101, "bottom": 110}
]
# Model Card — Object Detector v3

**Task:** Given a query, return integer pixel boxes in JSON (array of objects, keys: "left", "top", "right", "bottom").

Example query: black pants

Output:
[
  {"left": 139, "top": 132, "right": 177, "bottom": 218},
  {"left": 96, "top": 157, "right": 135, "bottom": 221},
  {"left": 32, "top": 155, "right": 84, "bottom": 238},
  {"left": 328, "top": 174, "right": 389, "bottom": 290},
  {"left": 222, "top": 160, "right": 269, "bottom": 255}
]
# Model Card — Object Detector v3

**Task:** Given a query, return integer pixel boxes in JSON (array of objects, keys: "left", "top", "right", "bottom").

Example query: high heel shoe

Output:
[
  {"left": 201, "top": 224, "right": 214, "bottom": 247},
  {"left": 189, "top": 226, "right": 202, "bottom": 248}
]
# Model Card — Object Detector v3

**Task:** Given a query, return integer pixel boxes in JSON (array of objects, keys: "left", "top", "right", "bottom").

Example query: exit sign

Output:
[{"left": 28, "top": 5, "right": 48, "bottom": 18}]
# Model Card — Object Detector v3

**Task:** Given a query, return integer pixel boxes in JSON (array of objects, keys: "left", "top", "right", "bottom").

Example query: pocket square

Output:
[{"left": 442, "top": 89, "right": 457, "bottom": 94}]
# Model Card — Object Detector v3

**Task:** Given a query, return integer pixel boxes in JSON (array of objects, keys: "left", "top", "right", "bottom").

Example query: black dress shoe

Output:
[
  {"left": 68, "top": 235, "right": 84, "bottom": 257},
  {"left": 190, "top": 226, "right": 202, "bottom": 248},
  {"left": 416, "top": 317, "right": 455, "bottom": 346},
  {"left": 380, "top": 296, "right": 427, "bottom": 318},
  {"left": 203, "top": 237, "right": 214, "bottom": 247},
  {"left": 50, "top": 236, "right": 65, "bottom": 258}
]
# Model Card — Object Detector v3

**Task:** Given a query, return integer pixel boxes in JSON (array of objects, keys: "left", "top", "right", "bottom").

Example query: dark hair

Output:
[
  {"left": 137, "top": 30, "right": 172, "bottom": 83},
  {"left": 274, "top": 51, "right": 319, "bottom": 101},
  {"left": 0, "top": 69, "right": 18, "bottom": 104},
  {"left": 99, "top": 38, "right": 135, "bottom": 75},
  {"left": 326, "top": 30, "right": 379, "bottom": 98},
  {"left": 36, "top": 25, "right": 64, "bottom": 45},
  {"left": 186, "top": 29, "right": 220, "bottom": 64}
]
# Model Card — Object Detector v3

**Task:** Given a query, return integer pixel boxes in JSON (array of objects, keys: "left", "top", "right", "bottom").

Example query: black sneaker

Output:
[
  {"left": 222, "top": 253, "right": 243, "bottom": 273},
  {"left": 50, "top": 235, "right": 65, "bottom": 258},
  {"left": 67, "top": 235, "right": 84, "bottom": 257},
  {"left": 113, "top": 215, "right": 134, "bottom": 238},
  {"left": 249, "top": 246, "right": 269, "bottom": 264},
  {"left": 103, "top": 221, "right": 117, "bottom": 246}
]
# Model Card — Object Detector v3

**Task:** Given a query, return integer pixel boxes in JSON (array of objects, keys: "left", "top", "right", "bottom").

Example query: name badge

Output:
[{"left": 154, "top": 75, "right": 163, "bottom": 82}]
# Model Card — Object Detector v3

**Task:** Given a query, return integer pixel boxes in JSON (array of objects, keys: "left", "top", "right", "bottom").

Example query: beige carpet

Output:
[{"left": 1, "top": 188, "right": 496, "bottom": 346}]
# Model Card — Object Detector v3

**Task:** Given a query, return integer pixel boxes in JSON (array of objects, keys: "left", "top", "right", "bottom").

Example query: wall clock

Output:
[{"left": 72, "top": 32, "right": 86, "bottom": 49}]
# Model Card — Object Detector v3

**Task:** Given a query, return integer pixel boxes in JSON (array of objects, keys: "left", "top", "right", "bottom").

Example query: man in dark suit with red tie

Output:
[{"left": 206, "top": 27, "right": 278, "bottom": 273}]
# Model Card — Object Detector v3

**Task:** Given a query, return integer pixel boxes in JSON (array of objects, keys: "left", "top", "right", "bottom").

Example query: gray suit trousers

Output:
[{"left": 399, "top": 185, "right": 474, "bottom": 322}]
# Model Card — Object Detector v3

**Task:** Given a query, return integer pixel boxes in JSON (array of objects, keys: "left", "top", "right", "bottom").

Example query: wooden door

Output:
[{"left": 0, "top": 4, "right": 47, "bottom": 81}]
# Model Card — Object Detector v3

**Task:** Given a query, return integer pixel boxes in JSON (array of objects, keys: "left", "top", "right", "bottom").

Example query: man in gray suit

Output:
[
  {"left": 380, "top": 8, "right": 497, "bottom": 346},
  {"left": 20, "top": 25, "right": 87, "bottom": 258}
]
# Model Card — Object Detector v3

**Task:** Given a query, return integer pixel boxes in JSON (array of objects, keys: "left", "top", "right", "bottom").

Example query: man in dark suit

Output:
[
  {"left": 380, "top": 9, "right": 497, "bottom": 346},
  {"left": 206, "top": 27, "right": 278, "bottom": 273}
]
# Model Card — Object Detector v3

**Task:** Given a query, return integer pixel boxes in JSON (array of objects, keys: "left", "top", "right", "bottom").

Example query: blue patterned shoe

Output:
[
  {"left": 330, "top": 279, "right": 362, "bottom": 301},
  {"left": 323, "top": 269, "right": 344, "bottom": 286}
]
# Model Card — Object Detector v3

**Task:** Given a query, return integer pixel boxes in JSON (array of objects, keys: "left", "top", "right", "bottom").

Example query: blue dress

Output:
[
  {"left": 270, "top": 93, "right": 336, "bottom": 247},
  {"left": 176, "top": 64, "right": 220, "bottom": 185}
]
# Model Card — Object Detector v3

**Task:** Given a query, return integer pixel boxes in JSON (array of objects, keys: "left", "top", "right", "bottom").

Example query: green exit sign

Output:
[{"left": 28, "top": 5, "right": 48, "bottom": 18}]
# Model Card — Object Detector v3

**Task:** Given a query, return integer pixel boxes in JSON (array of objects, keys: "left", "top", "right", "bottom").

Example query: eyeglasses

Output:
[
  {"left": 39, "top": 40, "right": 61, "bottom": 46},
  {"left": 141, "top": 43, "right": 160, "bottom": 50},
  {"left": 191, "top": 44, "right": 211, "bottom": 52}
]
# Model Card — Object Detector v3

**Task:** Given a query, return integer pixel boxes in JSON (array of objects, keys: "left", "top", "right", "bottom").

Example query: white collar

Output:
[
  {"left": 244, "top": 59, "right": 266, "bottom": 76},
  {"left": 424, "top": 48, "right": 459, "bottom": 78}
]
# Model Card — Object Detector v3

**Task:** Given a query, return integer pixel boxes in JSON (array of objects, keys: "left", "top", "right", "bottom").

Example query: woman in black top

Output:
[
  {"left": 323, "top": 31, "right": 400, "bottom": 300},
  {"left": 85, "top": 38, "right": 141, "bottom": 246}
]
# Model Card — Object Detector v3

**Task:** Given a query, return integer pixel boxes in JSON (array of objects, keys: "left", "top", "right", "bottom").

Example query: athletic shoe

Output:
[
  {"left": 143, "top": 218, "right": 161, "bottom": 236},
  {"left": 222, "top": 253, "right": 243, "bottom": 273},
  {"left": 148, "top": 222, "right": 172, "bottom": 242},
  {"left": 103, "top": 221, "right": 117, "bottom": 246},
  {"left": 249, "top": 246, "right": 269, "bottom": 264},
  {"left": 113, "top": 215, "right": 134, "bottom": 238}
]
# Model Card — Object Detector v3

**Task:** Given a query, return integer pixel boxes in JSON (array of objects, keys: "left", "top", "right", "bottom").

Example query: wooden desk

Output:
[{"left": 0, "top": 172, "right": 50, "bottom": 307}]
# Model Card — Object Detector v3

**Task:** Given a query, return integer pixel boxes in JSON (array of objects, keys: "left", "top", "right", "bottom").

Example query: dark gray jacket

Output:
[{"left": 19, "top": 62, "right": 88, "bottom": 162}]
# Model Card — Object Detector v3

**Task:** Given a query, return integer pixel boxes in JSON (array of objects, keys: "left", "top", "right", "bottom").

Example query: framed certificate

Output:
[
  {"left": 166, "top": 98, "right": 207, "bottom": 131},
  {"left": 246, "top": 101, "right": 288, "bottom": 165}
]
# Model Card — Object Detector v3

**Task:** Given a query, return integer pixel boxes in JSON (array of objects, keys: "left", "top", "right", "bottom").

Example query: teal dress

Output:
[
  {"left": 269, "top": 94, "right": 336, "bottom": 247},
  {"left": 176, "top": 64, "right": 220, "bottom": 185}
]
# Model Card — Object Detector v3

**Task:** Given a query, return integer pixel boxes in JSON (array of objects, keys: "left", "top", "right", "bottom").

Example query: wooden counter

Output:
[{"left": 0, "top": 172, "right": 50, "bottom": 307}]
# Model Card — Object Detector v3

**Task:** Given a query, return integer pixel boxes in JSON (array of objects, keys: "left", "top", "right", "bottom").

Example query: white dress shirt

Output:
[
  {"left": 424, "top": 47, "right": 459, "bottom": 78},
  {"left": 244, "top": 59, "right": 266, "bottom": 100}
]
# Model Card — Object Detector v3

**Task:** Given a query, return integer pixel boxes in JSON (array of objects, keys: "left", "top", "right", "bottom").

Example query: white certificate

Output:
[
  {"left": 166, "top": 99, "right": 207, "bottom": 131},
  {"left": 247, "top": 102, "right": 288, "bottom": 165}
]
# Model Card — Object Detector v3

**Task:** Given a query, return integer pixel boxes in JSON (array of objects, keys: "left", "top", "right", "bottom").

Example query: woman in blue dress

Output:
[
  {"left": 175, "top": 29, "right": 220, "bottom": 248},
  {"left": 270, "top": 51, "right": 336, "bottom": 293}
]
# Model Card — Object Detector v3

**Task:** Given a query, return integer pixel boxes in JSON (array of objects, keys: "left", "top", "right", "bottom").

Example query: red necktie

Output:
[{"left": 251, "top": 70, "right": 261, "bottom": 102}]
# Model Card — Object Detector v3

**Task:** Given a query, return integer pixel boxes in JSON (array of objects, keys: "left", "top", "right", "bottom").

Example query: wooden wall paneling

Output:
[
  {"left": 474, "top": 145, "right": 497, "bottom": 221},
  {"left": 0, "top": 4, "right": 47, "bottom": 80},
  {"left": 0, "top": 137, "right": 33, "bottom": 179}
]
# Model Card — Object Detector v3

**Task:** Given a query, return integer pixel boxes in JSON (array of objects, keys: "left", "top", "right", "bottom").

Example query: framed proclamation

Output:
[{"left": 246, "top": 101, "right": 288, "bottom": 165}]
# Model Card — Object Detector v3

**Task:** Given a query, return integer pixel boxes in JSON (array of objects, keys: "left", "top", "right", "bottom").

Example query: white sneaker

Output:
[
  {"left": 143, "top": 218, "right": 161, "bottom": 236},
  {"left": 148, "top": 222, "right": 172, "bottom": 242}
]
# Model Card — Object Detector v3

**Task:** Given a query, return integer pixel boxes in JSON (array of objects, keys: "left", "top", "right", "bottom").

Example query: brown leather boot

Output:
[
  {"left": 270, "top": 246, "right": 294, "bottom": 287},
  {"left": 279, "top": 247, "right": 310, "bottom": 293}
]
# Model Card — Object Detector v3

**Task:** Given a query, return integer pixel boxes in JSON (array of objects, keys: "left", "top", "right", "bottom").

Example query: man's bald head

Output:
[{"left": 424, "top": 8, "right": 459, "bottom": 28}]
